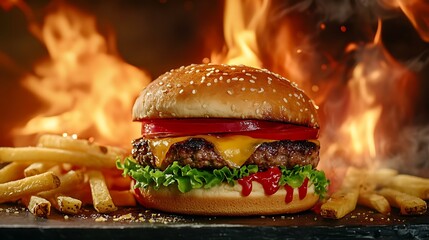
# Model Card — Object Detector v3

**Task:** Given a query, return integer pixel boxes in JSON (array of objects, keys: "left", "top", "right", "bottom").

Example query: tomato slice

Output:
[{"left": 140, "top": 118, "right": 319, "bottom": 140}]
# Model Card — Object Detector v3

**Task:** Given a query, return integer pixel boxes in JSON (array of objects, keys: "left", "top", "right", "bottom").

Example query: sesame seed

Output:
[
  {"left": 239, "top": 78, "right": 244, "bottom": 81},
  {"left": 289, "top": 93, "right": 292, "bottom": 97},
  {"left": 251, "top": 75, "right": 257, "bottom": 80},
  {"left": 179, "top": 89, "right": 184, "bottom": 94},
  {"left": 242, "top": 69, "right": 246, "bottom": 73},
  {"left": 232, "top": 77, "right": 238, "bottom": 81},
  {"left": 192, "top": 89, "right": 197, "bottom": 94},
  {"left": 176, "top": 83, "right": 182, "bottom": 87},
  {"left": 214, "top": 79, "right": 218, "bottom": 83},
  {"left": 245, "top": 73, "right": 252, "bottom": 76},
  {"left": 207, "top": 82, "right": 212, "bottom": 86},
  {"left": 215, "top": 69, "right": 220, "bottom": 73},
  {"left": 283, "top": 98, "right": 288, "bottom": 103},
  {"left": 250, "top": 88, "right": 257, "bottom": 92},
  {"left": 258, "top": 88, "right": 264, "bottom": 93},
  {"left": 273, "top": 89, "right": 277, "bottom": 93},
  {"left": 241, "top": 87, "right": 246, "bottom": 91},
  {"left": 196, "top": 69, "right": 200, "bottom": 73},
  {"left": 158, "top": 81, "right": 164, "bottom": 86},
  {"left": 219, "top": 76, "right": 223, "bottom": 80},
  {"left": 190, "top": 81, "right": 194, "bottom": 85},
  {"left": 223, "top": 73, "right": 228, "bottom": 75},
  {"left": 227, "top": 90, "right": 233, "bottom": 95},
  {"left": 201, "top": 76, "right": 206, "bottom": 83},
  {"left": 249, "top": 80, "right": 256, "bottom": 84},
  {"left": 297, "top": 102, "right": 301, "bottom": 106},
  {"left": 226, "top": 79, "right": 231, "bottom": 83},
  {"left": 230, "top": 67, "right": 236, "bottom": 70}
]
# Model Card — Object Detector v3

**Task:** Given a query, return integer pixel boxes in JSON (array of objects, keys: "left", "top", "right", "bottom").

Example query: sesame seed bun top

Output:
[{"left": 133, "top": 63, "right": 319, "bottom": 128}]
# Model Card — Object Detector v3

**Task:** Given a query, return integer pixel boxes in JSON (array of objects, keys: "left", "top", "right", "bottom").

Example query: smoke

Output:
[{"left": 386, "top": 125, "right": 429, "bottom": 177}]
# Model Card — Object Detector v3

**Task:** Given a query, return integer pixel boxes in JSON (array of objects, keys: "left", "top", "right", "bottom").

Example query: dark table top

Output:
[{"left": 1, "top": 203, "right": 428, "bottom": 240}]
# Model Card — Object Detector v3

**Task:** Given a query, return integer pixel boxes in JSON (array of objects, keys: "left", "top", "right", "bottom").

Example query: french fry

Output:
[
  {"left": 87, "top": 170, "right": 117, "bottom": 213},
  {"left": 0, "top": 162, "right": 28, "bottom": 183},
  {"left": 388, "top": 175, "right": 429, "bottom": 200},
  {"left": 321, "top": 167, "right": 360, "bottom": 219},
  {"left": 22, "top": 196, "right": 51, "bottom": 218},
  {"left": 0, "top": 147, "right": 117, "bottom": 168},
  {"left": 37, "top": 134, "right": 126, "bottom": 159},
  {"left": 110, "top": 190, "right": 137, "bottom": 207},
  {"left": 378, "top": 188, "right": 427, "bottom": 215},
  {"left": 358, "top": 191, "right": 391, "bottom": 214},
  {"left": 24, "top": 162, "right": 56, "bottom": 177},
  {"left": 54, "top": 196, "right": 82, "bottom": 214},
  {"left": 320, "top": 188, "right": 359, "bottom": 219},
  {"left": 37, "top": 170, "right": 84, "bottom": 200},
  {"left": 0, "top": 172, "right": 60, "bottom": 203},
  {"left": 370, "top": 168, "right": 398, "bottom": 187}
]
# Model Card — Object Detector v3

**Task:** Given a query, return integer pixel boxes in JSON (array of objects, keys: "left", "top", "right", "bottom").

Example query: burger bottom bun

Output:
[{"left": 135, "top": 181, "right": 319, "bottom": 216}]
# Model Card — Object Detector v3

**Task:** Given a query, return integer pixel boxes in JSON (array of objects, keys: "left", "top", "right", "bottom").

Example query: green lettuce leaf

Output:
[{"left": 117, "top": 157, "right": 329, "bottom": 197}]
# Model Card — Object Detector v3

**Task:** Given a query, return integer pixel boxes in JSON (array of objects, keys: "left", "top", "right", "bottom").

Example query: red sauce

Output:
[
  {"left": 298, "top": 178, "right": 309, "bottom": 200},
  {"left": 238, "top": 167, "right": 281, "bottom": 196},
  {"left": 284, "top": 184, "right": 294, "bottom": 203},
  {"left": 238, "top": 169, "right": 310, "bottom": 204}
]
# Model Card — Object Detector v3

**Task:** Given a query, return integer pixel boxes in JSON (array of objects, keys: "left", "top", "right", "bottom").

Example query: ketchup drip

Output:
[
  {"left": 238, "top": 169, "right": 310, "bottom": 204},
  {"left": 298, "top": 178, "right": 309, "bottom": 200},
  {"left": 285, "top": 178, "right": 309, "bottom": 203},
  {"left": 284, "top": 185, "right": 294, "bottom": 203},
  {"left": 238, "top": 167, "right": 281, "bottom": 196}
]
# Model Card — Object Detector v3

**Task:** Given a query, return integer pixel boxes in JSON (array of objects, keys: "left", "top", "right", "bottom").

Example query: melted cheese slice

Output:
[{"left": 148, "top": 135, "right": 319, "bottom": 168}]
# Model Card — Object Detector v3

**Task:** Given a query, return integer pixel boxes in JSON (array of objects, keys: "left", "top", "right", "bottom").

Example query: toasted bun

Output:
[
  {"left": 133, "top": 64, "right": 319, "bottom": 128},
  {"left": 135, "top": 182, "right": 319, "bottom": 216}
]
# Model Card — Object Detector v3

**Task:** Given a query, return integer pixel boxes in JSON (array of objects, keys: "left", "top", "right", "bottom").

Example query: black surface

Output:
[{"left": 1, "top": 204, "right": 429, "bottom": 240}]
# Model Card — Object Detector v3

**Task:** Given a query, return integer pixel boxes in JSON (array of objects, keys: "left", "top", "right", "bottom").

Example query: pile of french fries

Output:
[
  {"left": 0, "top": 134, "right": 136, "bottom": 218},
  {"left": 321, "top": 167, "right": 428, "bottom": 219}
]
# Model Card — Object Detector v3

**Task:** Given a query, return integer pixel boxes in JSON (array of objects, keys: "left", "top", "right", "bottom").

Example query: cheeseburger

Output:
[{"left": 118, "top": 63, "right": 329, "bottom": 216}]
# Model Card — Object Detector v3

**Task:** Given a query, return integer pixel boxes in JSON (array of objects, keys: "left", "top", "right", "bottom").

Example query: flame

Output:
[
  {"left": 379, "top": 0, "right": 429, "bottom": 42},
  {"left": 211, "top": 0, "right": 267, "bottom": 67},
  {"left": 212, "top": 1, "right": 419, "bottom": 178},
  {"left": 13, "top": 4, "right": 150, "bottom": 148}
]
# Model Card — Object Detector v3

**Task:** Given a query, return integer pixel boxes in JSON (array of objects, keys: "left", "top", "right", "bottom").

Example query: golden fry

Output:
[
  {"left": 22, "top": 195, "right": 51, "bottom": 218},
  {"left": 37, "top": 134, "right": 126, "bottom": 159},
  {"left": 358, "top": 191, "right": 391, "bottom": 214},
  {"left": 320, "top": 188, "right": 359, "bottom": 219},
  {"left": 110, "top": 190, "right": 136, "bottom": 207},
  {"left": 371, "top": 168, "right": 398, "bottom": 187},
  {"left": 378, "top": 188, "right": 427, "bottom": 215},
  {"left": 24, "top": 162, "right": 56, "bottom": 177},
  {"left": 88, "top": 170, "right": 117, "bottom": 213},
  {"left": 38, "top": 170, "right": 84, "bottom": 200},
  {"left": 0, "top": 147, "right": 117, "bottom": 168},
  {"left": 0, "top": 162, "right": 27, "bottom": 184},
  {"left": 388, "top": 175, "right": 429, "bottom": 200},
  {"left": 54, "top": 196, "right": 82, "bottom": 214},
  {"left": 0, "top": 172, "right": 60, "bottom": 204}
]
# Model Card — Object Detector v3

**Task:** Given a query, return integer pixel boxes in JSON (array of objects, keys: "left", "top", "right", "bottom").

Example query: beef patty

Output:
[{"left": 132, "top": 137, "right": 319, "bottom": 171}]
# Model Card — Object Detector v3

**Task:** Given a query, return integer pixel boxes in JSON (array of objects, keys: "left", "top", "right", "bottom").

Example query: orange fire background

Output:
[{"left": 1, "top": 0, "right": 429, "bottom": 182}]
